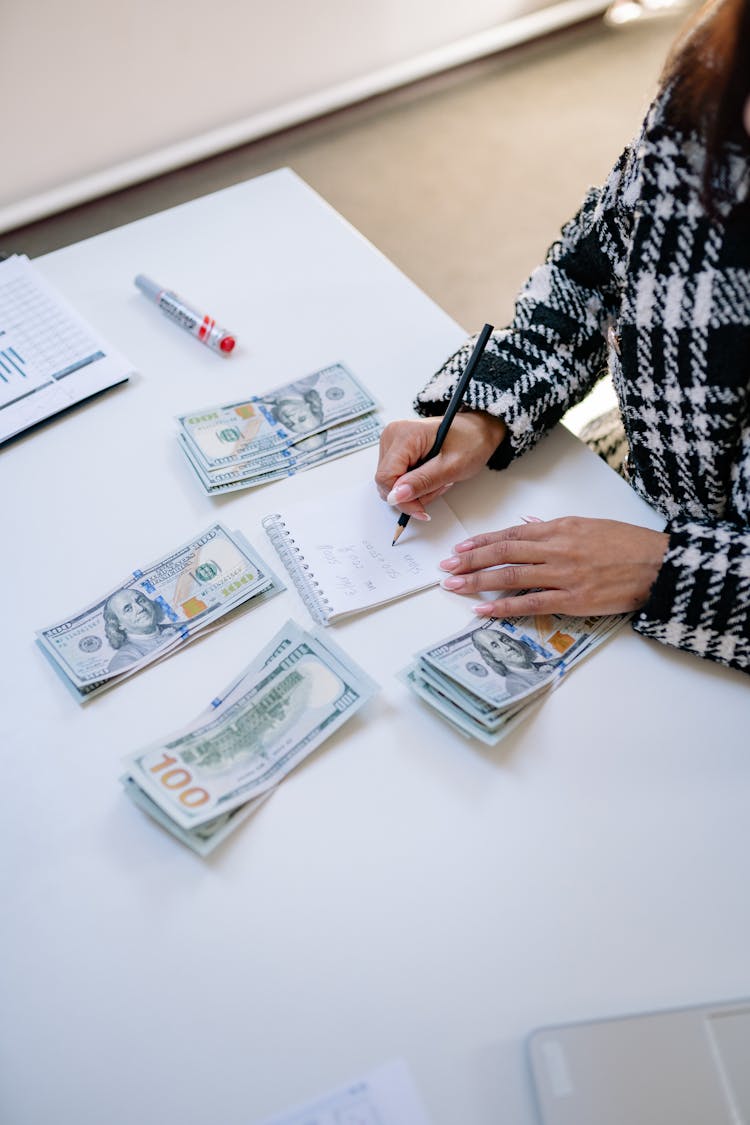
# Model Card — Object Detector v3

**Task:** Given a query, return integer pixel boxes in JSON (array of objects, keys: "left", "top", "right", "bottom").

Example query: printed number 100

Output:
[{"left": 149, "top": 752, "right": 210, "bottom": 807}]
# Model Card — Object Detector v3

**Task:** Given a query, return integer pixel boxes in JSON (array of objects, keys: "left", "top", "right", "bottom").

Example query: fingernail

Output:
[
  {"left": 386, "top": 484, "right": 414, "bottom": 504},
  {"left": 413, "top": 511, "right": 431, "bottom": 522},
  {"left": 439, "top": 556, "right": 460, "bottom": 572},
  {"left": 473, "top": 604, "right": 495, "bottom": 616},
  {"left": 454, "top": 539, "right": 476, "bottom": 552},
  {"left": 521, "top": 515, "right": 542, "bottom": 524},
  {"left": 441, "top": 576, "right": 465, "bottom": 591}
]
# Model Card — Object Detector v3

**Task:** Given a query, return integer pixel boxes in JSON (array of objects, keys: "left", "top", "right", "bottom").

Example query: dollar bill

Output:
[
  {"left": 120, "top": 775, "right": 271, "bottom": 857},
  {"left": 419, "top": 613, "right": 623, "bottom": 707},
  {"left": 122, "top": 620, "right": 378, "bottom": 849},
  {"left": 414, "top": 658, "right": 547, "bottom": 728},
  {"left": 403, "top": 610, "right": 627, "bottom": 744},
  {"left": 400, "top": 667, "right": 548, "bottom": 746},
  {"left": 179, "top": 414, "right": 383, "bottom": 495},
  {"left": 36, "top": 525, "right": 283, "bottom": 701},
  {"left": 177, "top": 363, "right": 378, "bottom": 472},
  {"left": 187, "top": 413, "right": 383, "bottom": 479}
]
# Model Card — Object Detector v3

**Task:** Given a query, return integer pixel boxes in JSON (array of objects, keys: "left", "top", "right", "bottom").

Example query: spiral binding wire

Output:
[{"left": 261, "top": 514, "right": 333, "bottom": 626}]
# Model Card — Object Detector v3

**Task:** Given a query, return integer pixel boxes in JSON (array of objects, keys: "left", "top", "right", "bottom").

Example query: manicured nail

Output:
[
  {"left": 454, "top": 539, "right": 476, "bottom": 552},
  {"left": 473, "top": 604, "right": 495, "bottom": 616},
  {"left": 439, "top": 556, "right": 460, "bottom": 572},
  {"left": 441, "top": 576, "right": 465, "bottom": 591},
  {"left": 521, "top": 514, "right": 542, "bottom": 523},
  {"left": 413, "top": 511, "right": 431, "bottom": 522},
  {"left": 386, "top": 484, "right": 414, "bottom": 504}
]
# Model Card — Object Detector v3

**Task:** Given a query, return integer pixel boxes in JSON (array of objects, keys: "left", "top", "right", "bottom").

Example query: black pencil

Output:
[{"left": 392, "top": 322, "right": 494, "bottom": 545}]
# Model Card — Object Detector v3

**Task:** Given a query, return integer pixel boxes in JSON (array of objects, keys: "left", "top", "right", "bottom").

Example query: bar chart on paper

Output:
[
  {"left": 0, "top": 254, "right": 133, "bottom": 443},
  {"left": 0, "top": 342, "right": 30, "bottom": 384}
]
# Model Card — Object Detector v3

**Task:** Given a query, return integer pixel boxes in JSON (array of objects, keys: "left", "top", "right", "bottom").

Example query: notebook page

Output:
[{"left": 263, "top": 481, "right": 468, "bottom": 623}]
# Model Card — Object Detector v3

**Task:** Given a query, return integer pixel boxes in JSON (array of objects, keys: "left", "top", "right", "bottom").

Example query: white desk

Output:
[{"left": 2, "top": 169, "right": 748, "bottom": 1125}]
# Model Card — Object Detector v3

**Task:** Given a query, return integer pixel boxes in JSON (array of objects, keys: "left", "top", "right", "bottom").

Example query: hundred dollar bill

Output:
[
  {"left": 187, "top": 413, "right": 383, "bottom": 480},
  {"left": 404, "top": 610, "right": 627, "bottom": 743},
  {"left": 178, "top": 363, "right": 378, "bottom": 472},
  {"left": 179, "top": 415, "right": 382, "bottom": 495},
  {"left": 36, "top": 524, "right": 282, "bottom": 699},
  {"left": 401, "top": 667, "right": 548, "bottom": 746},
  {"left": 123, "top": 620, "right": 378, "bottom": 835},
  {"left": 418, "top": 613, "right": 624, "bottom": 710},
  {"left": 120, "top": 626, "right": 367, "bottom": 854},
  {"left": 180, "top": 435, "right": 384, "bottom": 497},
  {"left": 120, "top": 775, "right": 271, "bottom": 857},
  {"left": 414, "top": 658, "right": 548, "bottom": 728}
]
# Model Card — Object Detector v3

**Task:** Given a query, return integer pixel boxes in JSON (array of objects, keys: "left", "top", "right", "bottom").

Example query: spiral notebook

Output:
[{"left": 262, "top": 481, "right": 468, "bottom": 625}]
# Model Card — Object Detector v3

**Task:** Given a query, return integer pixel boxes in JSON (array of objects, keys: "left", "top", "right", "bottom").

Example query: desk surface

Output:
[{"left": 2, "top": 169, "right": 748, "bottom": 1125}]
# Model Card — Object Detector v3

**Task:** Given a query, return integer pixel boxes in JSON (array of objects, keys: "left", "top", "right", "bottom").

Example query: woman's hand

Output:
[
  {"left": 375, "top": 412, "right": 506, "bottom": 520},
  {"left": 439, "top": 517, "right": 669, "bottom": 617}
]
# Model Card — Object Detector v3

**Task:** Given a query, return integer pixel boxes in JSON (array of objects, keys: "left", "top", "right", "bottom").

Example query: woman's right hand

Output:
[{"left": 375, "top": 411, "right": 507, "bottom": 520}]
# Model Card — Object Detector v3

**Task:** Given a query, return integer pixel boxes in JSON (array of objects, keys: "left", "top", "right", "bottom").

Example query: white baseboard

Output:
[{"left": 0, "top": 0, "right": 606, "bottom": 233}]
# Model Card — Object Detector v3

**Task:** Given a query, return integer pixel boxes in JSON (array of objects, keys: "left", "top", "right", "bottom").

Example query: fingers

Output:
[
  {"left": 375, "top": 412, "right": 508, "bottom": 511},
  {"left": 441, "top": 561, "right": 553, "bottom": 595},
  {"left": 375, "top": 420, "right": 441, "bottom": 502},
  {"left": 454, "top": 522, "right": 552, "bottom": 552},
  {"left": 421, "top": 483, "right": 455, "bottom": 505},
  {"left": 441, "top": 535, "right": 549, "bottom": 576},
  {"left": 386, "top": 465, "right": 456, "bottom": 508},
  {"left": 438, "top": 518, "right": 670, "bottom": 618},
  {"left": 473, "top": 590, "right": 566, "bottom": 617},
  {"left": 437, "top": 520, "right": 564, "bottom": 606}
]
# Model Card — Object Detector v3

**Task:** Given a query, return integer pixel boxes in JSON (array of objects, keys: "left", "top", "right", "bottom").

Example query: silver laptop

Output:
[{"left": 528, "top": 998, "right": 750, "bottom": 1125}]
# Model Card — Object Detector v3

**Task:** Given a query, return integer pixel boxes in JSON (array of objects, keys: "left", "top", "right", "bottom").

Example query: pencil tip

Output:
[{"left": 392, "top": 525, "right": 403, "bottom": 546}]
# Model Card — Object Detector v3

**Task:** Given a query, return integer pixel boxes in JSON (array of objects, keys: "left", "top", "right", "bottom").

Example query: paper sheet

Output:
[
  {"left": 256, "top": 1058, "right": 434, "bottom": 1125},
  {"left": 0, "top": 254, "right": 132, "bottom": 442}
]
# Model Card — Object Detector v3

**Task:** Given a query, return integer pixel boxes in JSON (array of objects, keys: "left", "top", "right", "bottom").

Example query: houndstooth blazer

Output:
[{"left": 415, "top": 92, "right": 750, "bottom": 675}]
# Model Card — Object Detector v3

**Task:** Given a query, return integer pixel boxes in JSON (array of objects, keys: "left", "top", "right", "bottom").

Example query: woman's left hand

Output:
[{"left": 439, "top": 517, "right": 669, "bottom": 618}]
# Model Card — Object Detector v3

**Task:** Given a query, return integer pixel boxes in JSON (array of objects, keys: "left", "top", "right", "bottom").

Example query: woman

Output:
[{"left": 376, "top": 0, "right": 750, "bottom": 675}]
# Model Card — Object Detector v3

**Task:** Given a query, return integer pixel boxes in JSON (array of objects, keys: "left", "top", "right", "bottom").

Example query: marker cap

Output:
[{"left": 134, "top": 274, "right": 161, "bottom": 301}]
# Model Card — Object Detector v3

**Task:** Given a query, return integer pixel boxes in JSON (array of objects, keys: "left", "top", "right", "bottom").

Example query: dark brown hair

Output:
[{"left": 661, "top": 0, "right": 750, "bottom": 206}]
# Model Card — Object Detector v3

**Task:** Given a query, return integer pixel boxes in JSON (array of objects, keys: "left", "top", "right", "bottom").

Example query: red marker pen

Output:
[{"left": 134, "top": 274, "right": 236, "bottom": 355}]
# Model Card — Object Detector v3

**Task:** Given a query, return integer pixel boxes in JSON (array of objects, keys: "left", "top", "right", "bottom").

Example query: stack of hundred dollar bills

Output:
[
  {"left": 402, "top": 612, "right": 626, "bottom": 744},
  {"left": 177, "top": 363, "right": 382, "bottom": 494},
  {"left": 36, "top": 524, "right": 283, "bottom": 702},
  {"left": 121, "top": 620, "right": 378, "bottom": 855}
]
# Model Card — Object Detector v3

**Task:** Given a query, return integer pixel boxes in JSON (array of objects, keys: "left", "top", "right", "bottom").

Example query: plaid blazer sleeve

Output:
[
  {"left": 634, "top": 508, "right": 750, "bottom": 674},
  {"left": 414, "top": 141, "right": 639, "bottom": 469}
]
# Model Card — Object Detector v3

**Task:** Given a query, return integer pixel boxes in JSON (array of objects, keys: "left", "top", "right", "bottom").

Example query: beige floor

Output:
[{"left": 2, "top": 13, "right": 685, "bottom": 426}]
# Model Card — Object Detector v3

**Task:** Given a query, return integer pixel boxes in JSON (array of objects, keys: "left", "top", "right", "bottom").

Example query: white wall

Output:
[{"left": 2, "top": 0, "right": 604, "bottom": 229}]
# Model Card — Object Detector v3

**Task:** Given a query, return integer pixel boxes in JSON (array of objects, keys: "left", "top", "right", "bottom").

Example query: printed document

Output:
[
  {"left": 257, "top": 1058, "right": 434, "bottom": 1124},
  {"left": 0, "top": 254, "right": 132, "bottom": 443}
]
